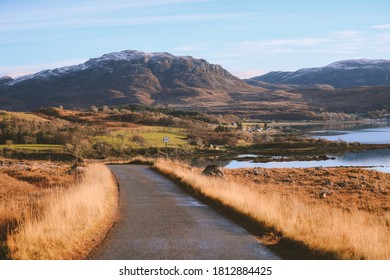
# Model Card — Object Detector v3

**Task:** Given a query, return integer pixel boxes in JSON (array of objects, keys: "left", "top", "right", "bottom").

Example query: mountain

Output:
[
  {"left": 0, "top": 50, "right": 255, "bottom": 111},
  {"left": 249, "top": 59, "right": 390, "bottom": 88},
  {"left": 1, "top": 52, "right": 389, "bottom": 120}
]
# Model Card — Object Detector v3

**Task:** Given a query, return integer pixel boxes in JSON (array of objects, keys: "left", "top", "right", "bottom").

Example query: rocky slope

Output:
[{"left": 0, "top": 50, "right": 253, "bottom": 111}]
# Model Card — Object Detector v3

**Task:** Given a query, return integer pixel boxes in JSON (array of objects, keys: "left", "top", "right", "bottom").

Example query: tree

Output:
[
  {"left": 90, "top": 106, "right": 99, "bottom": 113},
  {"left": 131, "top": 135, "right": 147, "bottom": 147},
  {"left": 5, "top": 140, "right": 13, "bottom": 146},
  {"left": 215, "top": 124, "right": 231, "bottom": 132},
  {"left": 237, "top": 122, "right": 243, "bottom": 131}
]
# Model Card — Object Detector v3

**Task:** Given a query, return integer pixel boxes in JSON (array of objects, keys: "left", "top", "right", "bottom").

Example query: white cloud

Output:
[
  {"left": 0, "top": 12, "right": 251, "bottom": 32},
  {"left": 237, "top": 38, "right": 328, "bottom": 54},
  {"left": 261, "top": 38, "right": 328, "bottom": 47},
  {"left": 233, "top": 38, "right": 328, "bottom": 56},
  {"left": 332, "top": 30, "right": 361, "bottom": 38},
  {"left": 372, "top": 24, "right": 390, "bottom": 29},
  {"left": 0, "top": 0, "right": 246, "bottom": 32}
]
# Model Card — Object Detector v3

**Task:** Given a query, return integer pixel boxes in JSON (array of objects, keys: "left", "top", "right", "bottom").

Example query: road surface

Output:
[{"left": 89, "top": 165, "right": 280, "bottom": 260}]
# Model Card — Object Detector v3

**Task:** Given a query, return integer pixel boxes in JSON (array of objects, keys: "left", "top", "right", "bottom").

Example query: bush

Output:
[{"left": 131, "top": 135, "right": 147, "bottom": 146}]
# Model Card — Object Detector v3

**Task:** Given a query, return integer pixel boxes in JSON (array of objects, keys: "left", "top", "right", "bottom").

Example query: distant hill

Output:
[
  {"left": 249, "top": 59, "right": 390, "bottom": 88},
  {"left": 0, "top": 50, "right": 254, "bottom": 111},
  {"left": 1, "top": 52, "right": 389, "bottom": 120}
]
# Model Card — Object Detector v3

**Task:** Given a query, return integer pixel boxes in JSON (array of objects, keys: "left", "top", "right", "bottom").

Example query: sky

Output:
[{"left": 1, "top": 0, "right": 390, "bottom": 78}]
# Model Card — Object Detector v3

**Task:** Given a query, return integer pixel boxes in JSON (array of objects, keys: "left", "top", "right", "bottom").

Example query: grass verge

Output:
[
  {"left": 5, "top": 164, "right": 118, "bottom": 259},
  {"left": 152, "top": 158, "right": 390, "bottom": 260},
  {"left": 0, "top": 144, "right": 65, "bottom": 151}
]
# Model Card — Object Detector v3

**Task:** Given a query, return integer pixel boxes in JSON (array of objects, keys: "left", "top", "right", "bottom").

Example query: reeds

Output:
[
  {"left": 154, "top": 159, "right": 390, "bottom": 259},
  {"left": 4, "top": 164, "right": 118, "bottom": 259}
]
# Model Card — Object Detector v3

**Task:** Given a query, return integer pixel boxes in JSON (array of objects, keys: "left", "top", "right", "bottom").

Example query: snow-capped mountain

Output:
[
  {"left": 1, "top": 52, "right": 389, "bottom": 117},
  {"left": 0, "top": 50, "right": 248, "bottom": 111},
  {"left": 249, "top": 59, "right": 390, "bottom": 88},
  {"left": 8, "top": 50, "right": 230, "bottom": 86}
]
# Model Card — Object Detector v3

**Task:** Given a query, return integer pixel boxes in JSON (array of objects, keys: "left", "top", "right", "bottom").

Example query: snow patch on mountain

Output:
[
  {"left": 89, "top": 50, "right": 186, "bottom": 63},
  {"left": 6, "top": 50, "right": 196, "bottom": 85},
  {"left": 251, "top": 58, "right": 390, "bottom": 88},
  {"left": 326, "top": 59, "right": 390, "bottom": 70},
  {"left": 9, "top": 63, "right": 89, "bottom": 85}
]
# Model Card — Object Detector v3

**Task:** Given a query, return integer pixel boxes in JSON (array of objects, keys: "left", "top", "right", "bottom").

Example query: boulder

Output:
[
  {"left": 201, "top": 165, "right": 224, "bottom": 177},
  {"left": 67, "top": 161, "right": 87, "bottom": 175}
]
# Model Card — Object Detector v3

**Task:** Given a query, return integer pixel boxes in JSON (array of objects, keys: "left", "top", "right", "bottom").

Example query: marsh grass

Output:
[
  {"left": 153, "top": 159, "right": 390, "bottom": 259},
  {"left": 3, "top": 164, "right": 118, "bottom": 259}
]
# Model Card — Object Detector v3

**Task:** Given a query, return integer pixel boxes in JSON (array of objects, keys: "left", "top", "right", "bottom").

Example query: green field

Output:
[
  {"left": 0, "top": 144, "right": 65, "bottom": 151},
  {"left": 94, "top": 126, "right": 189, "bottom": 148},
  {"left": 0, "top": 110, "right": 49, "bottom": 122}
]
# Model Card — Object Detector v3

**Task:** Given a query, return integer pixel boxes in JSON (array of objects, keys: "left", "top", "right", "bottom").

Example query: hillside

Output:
[
  {"left": 1, "top": 52, "right": 389, "bottom": 120},
  {"left": 249, "top": 59, "right": 390, "bottom": 88},
  {"left": 294, "top": 85, "right": 390, "bottom": 114},
  {"left": 0, "top": 50, "right": 255, "bottom": 111}
]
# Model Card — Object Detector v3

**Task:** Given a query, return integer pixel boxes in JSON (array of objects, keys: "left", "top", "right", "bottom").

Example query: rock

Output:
[
  {"left": 257, "top": 232, "right": 281, "bottom": 245},
  {"left": 201, "top": 165, "right": 224, "bottom": 177},
  {"left": 336, "top": 180, "right": 346, "bottom": 187},
  {"left": 67, "top": 162, "right": 87, "bottom": 175},
  {"left": 322, "top": 179, "right": 332, "bottom": 186},
  {"left": 253, "top": 168, "right": 262, "bottom": 175},
  {"left": 319, "top": 189, "right": 332, "bottom": 199}
]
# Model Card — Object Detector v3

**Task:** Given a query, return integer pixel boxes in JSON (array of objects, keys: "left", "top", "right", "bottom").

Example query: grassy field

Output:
[
  {"left": 95, "top": 126, "right": 189, "bottom": 148},
  {"left": 0, "top": 110, "right": 49, "bottom": 122},
  {"left": 0, "top": 162, "right": 118, "bottom": 259},
  {"left": 0, "top": 144, "right": 65, "bottom": 151},
  {"left": 153, "top": 159, "right": 390, "bottom": 260}
]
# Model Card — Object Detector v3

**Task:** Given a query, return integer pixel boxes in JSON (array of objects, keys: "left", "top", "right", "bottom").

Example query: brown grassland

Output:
[
  {"left": 1, "top": 155, "right": 389, "bottom": 260},
  {"left": 153, "top": 158, "right": 390, "bottom": 260},
  {"left": 0, "top": 160, "right": 118, "bottom": 259}
]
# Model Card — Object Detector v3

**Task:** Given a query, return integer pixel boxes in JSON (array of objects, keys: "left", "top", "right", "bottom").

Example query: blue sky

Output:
[{"left": 1, "top": 0, "right": 390, "bottom": 78}]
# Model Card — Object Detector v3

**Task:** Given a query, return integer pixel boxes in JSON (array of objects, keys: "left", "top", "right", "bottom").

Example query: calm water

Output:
[
  {"left": 307, "top": 126, "right": 390, "bottom": 144},
  {"left": 225, "top": 123, "right": 390, "bottom": 173},
  {"left": 225, "top": 149, "right": 390, "bottom": 173}
]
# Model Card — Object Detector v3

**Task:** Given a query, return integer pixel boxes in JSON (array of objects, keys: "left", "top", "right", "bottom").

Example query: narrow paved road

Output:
[{"left": 89, "top": 165, "right": 280, "bottom": 260}]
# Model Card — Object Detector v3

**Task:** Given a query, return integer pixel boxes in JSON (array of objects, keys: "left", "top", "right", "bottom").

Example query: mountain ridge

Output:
[
  {"left": 249, "top": 59, "right": 390, "bottom": 88},
  {"left": 1, "top": 51, "right": 389, "bottom": 120},
  {"left": 0, "top": 50, "right": 254, "bottom": 111}
]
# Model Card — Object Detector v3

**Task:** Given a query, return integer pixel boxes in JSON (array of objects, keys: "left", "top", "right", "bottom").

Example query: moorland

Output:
[
  {"left": 1, "top": 52, "right": 389, "bottom": 259},
  {"left": 0, "top": 105, "right": 389, "bottom": 259}
]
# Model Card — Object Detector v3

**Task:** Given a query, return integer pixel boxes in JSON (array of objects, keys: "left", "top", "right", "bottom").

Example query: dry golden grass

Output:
[
  {"left": 153, "top": 159, "right": 390, "bottom": 259},
  {"left": 2, "top": 163, "right": 118, "bottom": 259},
  {"left": 226, "top": 167, "right": 390, "bottom": 215},
  {"left": 2, "top": 162, "right": 76, "bottom": 188}
]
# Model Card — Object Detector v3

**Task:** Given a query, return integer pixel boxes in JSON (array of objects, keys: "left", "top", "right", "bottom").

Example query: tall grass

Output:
[
  {"left": 6, "top": 164, "right": 118, "bottom": 260},
  {"left": 154, "top": 159, "right": 390, "bottom": 259}
]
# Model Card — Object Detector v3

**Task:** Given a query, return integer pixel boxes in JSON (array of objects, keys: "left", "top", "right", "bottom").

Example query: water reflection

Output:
[
  {"left": 305, "top": 124, "right": 390, "bottom": 144},
  {"left": 190, "top": 123, "right": 390, "bottom": 173},
  {"left": 224, "top": 149, "right": 390, "bottom": 173}
]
